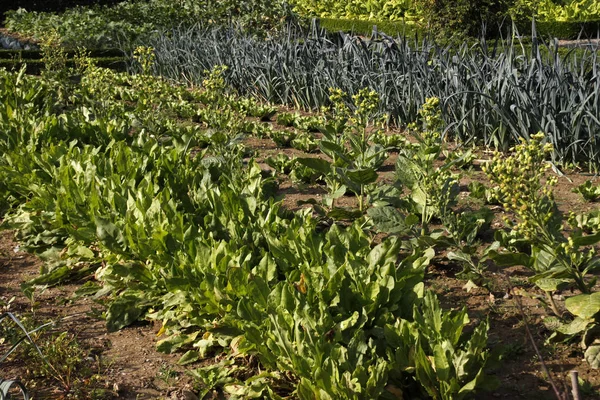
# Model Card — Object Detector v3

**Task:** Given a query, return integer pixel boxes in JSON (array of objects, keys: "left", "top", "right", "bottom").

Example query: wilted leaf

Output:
[
  {"left": 565, "top": 292, "right": 600, "bottom": 320},
  {"left": 585, "top": 345, "right": 600, "bottom": 369}
]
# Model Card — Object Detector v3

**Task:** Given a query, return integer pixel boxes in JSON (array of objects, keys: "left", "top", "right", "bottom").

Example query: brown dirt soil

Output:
[
  {"left": 0, "top": 231, "right": 195, "bottom": 399},
  {"left": 2, "top": 128, "right": 600, "bottom": 399}
]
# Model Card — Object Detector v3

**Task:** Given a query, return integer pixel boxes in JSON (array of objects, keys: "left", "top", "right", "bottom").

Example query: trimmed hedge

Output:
[
  {"left": 0, "top": 48, "right": 124, "bottom": 59},
  {"left": 319, "top": 17, "right": 421, "bottom": 38},
  {"left": 0, "top": 56, "right": 126, "bottom": 74},
  {"left": 534, "top": 20, "right": 600, "bottom": 40},
  {"left": 0, "top": 47, "right": 126, "bottom": 74}
]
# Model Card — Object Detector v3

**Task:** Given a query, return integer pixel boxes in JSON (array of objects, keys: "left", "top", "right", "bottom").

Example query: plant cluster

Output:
[
  {"left": 367, "top": 98, "right": 491, "bottom": 282},
  {"left": 0, "top": 59, "right": 495, "bottom": 398},
  {"left": 511, "top": 0, "right": 600, "bottom": 22},
  {"left": 297, "top": 87, "right": 388, "bottom": 212},
  {"left": 483, "top": 133, "right": 600, "bottom": 367},
  {"left": 289, "top": 0, "right": 415, "bottom": 22}
]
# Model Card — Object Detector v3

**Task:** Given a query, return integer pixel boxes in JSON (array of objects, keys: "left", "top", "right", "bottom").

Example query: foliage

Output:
[
  {"left": 368, "top": 98, "right": 491, "bottom": 283},
  {"left": 483, "top": 133, "right": 600, "bottom": 366},
  {"left": 411, "top": 0, "right": 516, "bottom": 38},
  {"left": 572, "top": 180, "right": 600, "bottom": 202},
  {"left": 512, "top": 0, "right": 600, "bottom": 22},
  {"left": 289, "top": 0, "right": 415, "bottom": 22},
  {"left": 395, "top": 97, "right": 460, "bottom": 230},
  {"left": 144, "top": 23, "right": 600, "bottom": 167},
  {"left": 0, "top": 61, "right": 493, "bottom": 397},
  {"left": 298, "top": 87, "right": 387, "bottom": 212},
  {"left": 5, "top": 0, "right": 296, "bottom": 49}
]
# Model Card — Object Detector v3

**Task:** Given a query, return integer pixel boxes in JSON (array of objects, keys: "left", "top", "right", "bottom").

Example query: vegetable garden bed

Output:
[{"left": 0, "top": 57, "right": 599, "bottom": 398}]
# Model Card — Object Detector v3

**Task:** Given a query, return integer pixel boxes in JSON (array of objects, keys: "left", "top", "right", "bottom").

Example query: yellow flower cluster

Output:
[
  {"left": 483, "top": 132, "right": 557, "bottom": 240},
  {"left": 201, "top": 65, "right": 228, "bottom": 103},
  {"left": 133, "top": 46, "right": 156, "bottom": 76}
]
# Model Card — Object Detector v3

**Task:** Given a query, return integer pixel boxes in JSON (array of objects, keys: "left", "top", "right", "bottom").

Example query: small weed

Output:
[
  {"left": 1, "top": 313, "right": 112, "bottom": 399},
  {"left": 157, "top": 364, "right": 180, "bottom": 386},
  {"left": 499, "top": 342, "right": 526, "bottom": 359}
]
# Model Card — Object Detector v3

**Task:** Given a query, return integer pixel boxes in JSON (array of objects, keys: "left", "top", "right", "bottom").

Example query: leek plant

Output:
[{"left": 142, "top": 22, "right": 600, "bottom": 167}]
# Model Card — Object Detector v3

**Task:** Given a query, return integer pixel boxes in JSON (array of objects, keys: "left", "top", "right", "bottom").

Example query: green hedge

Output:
[
  {"left": 318, "top": 17, "right": 422, "bottom": 37},
  {"left": 517, "top": 19, "right": 600, "bottom": 39},
  {"left": 0, "top": 48, "right": 124, "bottom": 60},
  {"left": 0, "top": 56, "right": 126, "bottom": 74},
  {"left": 319, "top": 17, "right": 600, "bottom": 40}
]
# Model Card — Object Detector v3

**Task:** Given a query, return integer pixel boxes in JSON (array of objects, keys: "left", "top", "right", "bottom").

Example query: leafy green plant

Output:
[
  {"left": 133, "top": 45, "right": 155, "bottom": 75},
  {"left": 568, "top": 210, "right": 600, "bottom": 233},
  {"left": 572, "top": 180, "right": 600, "bottom": 202},
  {"left": 371, "top": 131, "right": 410, "bottom": 151},
  {"left": 234, "top": 97, "right": 277, "bottom": 121},
  {"left": 270, "top": 130, "right": 297, "bottom": 147},
  {"left": 265, "top": 153, "right": 296, "bottom": 174},
  {"left": 39, "top": 29, "right": 68, "bottom": 80},
  {"left": 298, "top": 88, "right": 387, "bottom": 212},
  {"left": 386, "top": 291, "right": 494, "bottom": 399},
  {"left": 468, "top": 181, "right": 498, "bottom": 205},
  {"left": 394, "top": 97, "right": 460, "bottom": 232},
  {"left": 276, "top": 111, "right": 296, "bottom": 127},
  {"left": 291, "top": 132, "right": 319, "bottom": 153}
]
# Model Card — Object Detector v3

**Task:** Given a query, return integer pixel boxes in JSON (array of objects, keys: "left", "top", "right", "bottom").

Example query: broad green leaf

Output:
[
  {"left": 296, "top": 157, "right": 331, "bottom": 175},
  {"left": 338, "top": 311, "right": 360, "bottom": 331},
  {"left": 572, "top": 231, "right": 600, "bottom": 247},
  {"left": 556, "top": 317, "right": 592, "bottom": 336},
  {"left": 157, "top": 332, "right": 199, "bottom": 354},
  {"left": 447, "top": 251, "right": 473, "bottom": 265},
  {"left": 345, "top": 168, "right": 378, "bottom": 185},
  {"left": 106, "top": 294, "right": 147, "bottom": 332},
  {"left": 534, "top": 278, "right": 571, "bottom": 292},
  {"left": 367, "top": 206, "right": 409, "bottom": 234},
  {"left": 433, "top": 341, "right": 452, "bottom": 382},
  {"left": 178, "top": 350, "right": 200, "bottom": 365},
  {"left": 565, "top": 292, "right": 600, "bottom": 320},
  {"left": 327, "top": 207, "right": 362, "bottom": 221},
  {"left": 488, "top": 250, "right": 531, "bottom": 267}
]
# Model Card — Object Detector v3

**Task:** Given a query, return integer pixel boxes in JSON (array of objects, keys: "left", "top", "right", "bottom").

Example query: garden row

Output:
[
  {"left": 0, "top": 55, "right": 499, "bottom": 398},
  {"left": 137, "top": 23, "right": 600, "bottom": 169},
  {"left": 1, "top": 39, "right": 600, "bottom": 396},
  {"left": 4, "top": 0, "right": 600, "bottom": 169}
]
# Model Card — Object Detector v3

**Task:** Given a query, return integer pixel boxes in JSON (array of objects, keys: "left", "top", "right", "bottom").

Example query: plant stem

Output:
[
  {"left": 545, "top": 291, "right": 562, "bottom": 318},
  {"left": 506, "top": 276, "right": 565, "bottom": 400}
]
